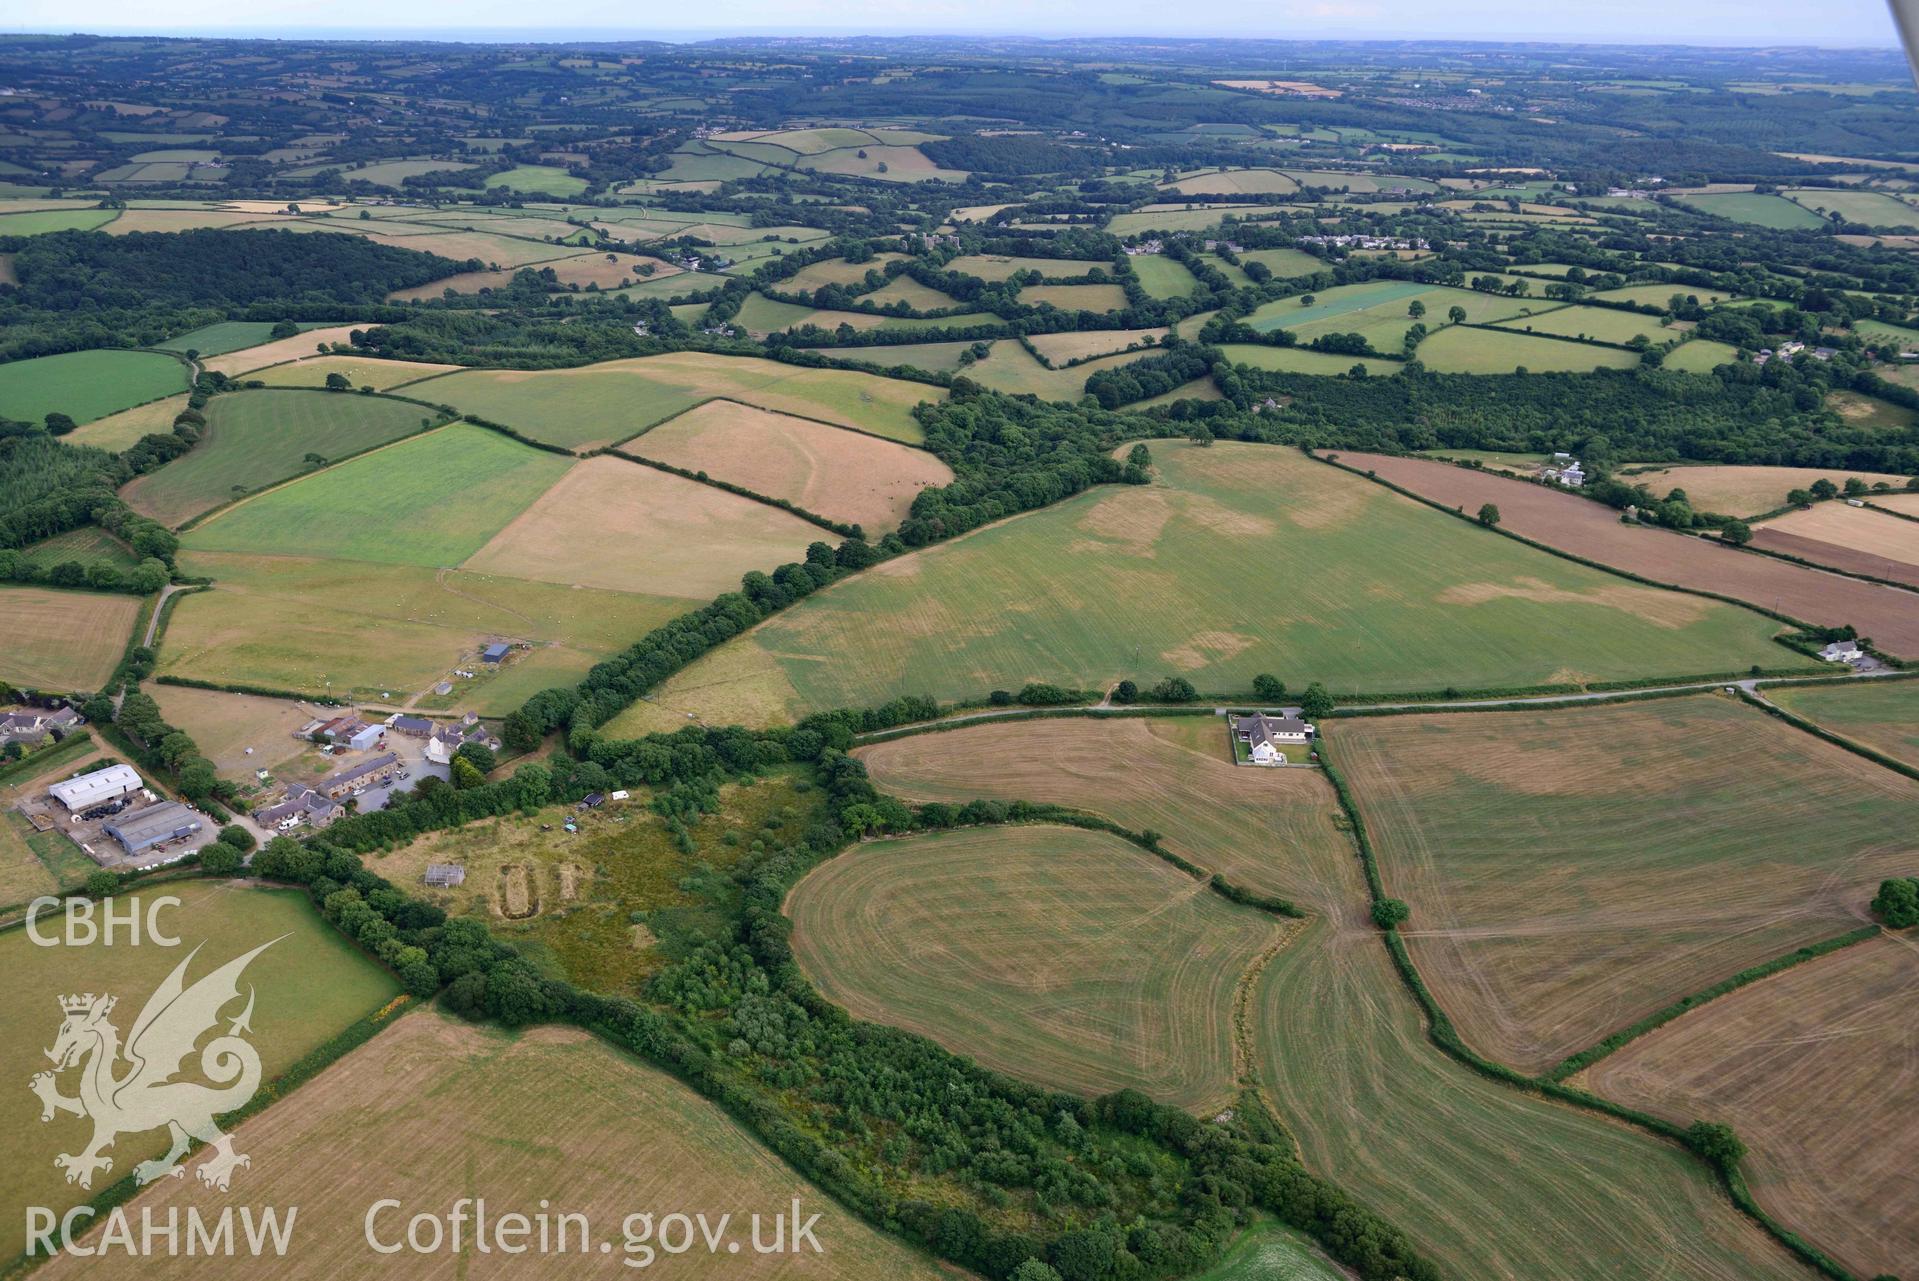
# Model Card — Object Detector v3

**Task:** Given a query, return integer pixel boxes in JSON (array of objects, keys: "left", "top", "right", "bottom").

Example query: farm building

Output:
[
  {"left": 480, "top": 642, "right": 512, "bottom": 664},
  {"left": 1820, "top": 640, "right": 1865, "bottom": 663},
  {"left": 250, "top": 782, "right": 342, "bottom": 832},
  {"left": 319, "top": 751, "right": 401, "bottom": 799},
  {"left": 103, "top": 801, "right": 203, "bottom": 856},
  {"left": 1230, "top": 712, "right": 1314, "bottom": 765},
  {"left": 345, "top": 724, "right": 385, "bottom": 751},
  {"left": 48, "top": 763, "right": 143, "bottom": 811},
  {"left": 0, "top": 705, "right": 81, "bottom": 748},
  {"left": 387, "top": 714, "right": 433, "bottom": 737},
  {"left": 424, "top": 863, "right": 466, "bottom": 888}
]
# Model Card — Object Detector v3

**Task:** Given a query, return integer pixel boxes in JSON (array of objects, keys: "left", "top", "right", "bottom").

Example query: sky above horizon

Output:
[{"left": 4, "top": 0, "right": 1907, "bottom": 47}]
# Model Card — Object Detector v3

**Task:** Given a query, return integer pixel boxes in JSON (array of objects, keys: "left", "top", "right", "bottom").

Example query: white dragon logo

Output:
[{"left": 29, "top": 936, "right": 283, "bottom": 1193}]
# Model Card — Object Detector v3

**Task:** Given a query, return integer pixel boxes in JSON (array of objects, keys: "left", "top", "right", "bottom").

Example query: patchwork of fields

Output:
[
  {"left": 856, "top": 717, "right": 1813, "bottom": 1281},
  {"left": 1332, "top": 695, "right": 1919, "bottom": 1072},
  {"left": 1751, "top": 501, "right": 1919, "bottom": 587},
  {"left": 610, "top": 442, "right": 1805, "bottom": 731}
]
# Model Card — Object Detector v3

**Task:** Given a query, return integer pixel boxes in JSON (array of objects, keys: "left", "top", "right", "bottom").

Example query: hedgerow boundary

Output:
[{"left": 1314, "top": 734, "right": 1860, "bottom": 1281}]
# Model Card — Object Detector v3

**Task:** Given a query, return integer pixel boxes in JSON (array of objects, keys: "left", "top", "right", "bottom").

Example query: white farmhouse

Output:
[
  {"left": 1819, "top": 640, "right": 1864, "bottom": 663},
  {"left": 1231, "top": 713, "right": 1314, "bottom": 765}
]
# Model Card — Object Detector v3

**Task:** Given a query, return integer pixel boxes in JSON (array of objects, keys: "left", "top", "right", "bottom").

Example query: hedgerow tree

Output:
[
  {"left": 1871, "top": 877, "right": 1919, "bottom": 928},
  {"left": 1299, "top": 682, "right": 1334, "bottom": 720}
]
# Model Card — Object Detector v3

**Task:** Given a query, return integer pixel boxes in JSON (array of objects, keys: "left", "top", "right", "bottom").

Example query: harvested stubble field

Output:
[
  {"left": 124, "top": 389, "right": 443, "bottom": 528},
  {"left": 245, "top": 354, "right": 460, "bottom": 390},
  {"left": 183, "top": 425, "right": 571, "bottom": 568},
  {"left": 857, "top": 717, "right": 1809, "bottom": 1281},
  {"left": 1751, "top": 502, "right": 1919, "bottom": 587},
  {"left": 419, "top": 352, "right": 937, "bottom": 450},
  {"left": 0, "top": 881, "right": 399, "bottom": 1262},
  {"left": 197, "top": 324, "right": 364, "bottom": 378},
  {"left": 0, "top": 586, "right": 141, "bottom": 691},
  {"left": 40, "top": 1010, "right": 947, "bottom": 1281},
  {"left": 1583, "top": 934, "right": 1919, "bottom": 1279},
  {"left": 1026, "top": 328, "right": 1168, "bottom": 363},
  {"left": 1340, "top": 451, "right": 1919, "bottom": 656},
  {"left": 161, "top": 552, "right": 683, "bottom": 712},
  {"left": 0, "top": 809, "right": 94, "bottom": 909},
  {"left": 386, "top": 250, "right": 681, "bottom": 300},
  {"left": 620, "top": 401, "right": 951, "bottom": 532},
  {"left": 1332, "top": 695, "right": 1919, "bottom": 1073},
  {"left": 54, "top": 392, "right": 193, "bottom": 451},
  {"left": 612, "top": 443, "right": 1802, "bottom": 732},
  {"left": 0, "top": 349, "right": 186, "bottom": 426},
  {"left": 1016, "top": 282, "right": 1131, "bottom": 312},
  {"left": 789, "top": 823, "right": 1274, "bottom": 1113},
  {"left": 1770, "top": 677, "right": 1919, "bottom": 766},
  {"left": 1621, "top": 464, "right": 1914, "bottom": 517},
  {"left": 462, "top": 456, "right": 823, "bottom": 598}
]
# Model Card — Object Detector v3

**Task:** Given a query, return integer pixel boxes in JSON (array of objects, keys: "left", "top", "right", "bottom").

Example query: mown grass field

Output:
[
  {"left": 181, "top": 425, "right": 571, "bottom": 566},
  {"left": 1663, "top": 339, "right": 1741, "bottom": 373},
  {"left": 1333, "top": 695, "right": 1919, "bottom": 1073},
  {"left": 60, "top": 392, "right": 193, "bottom": 452},
  {"left": 0, "top": 207, "right": 118, "bottom": 235},
  {"left": 0, "top": 810, "right": 95, "bottom": 911},
  {"left": 481, "top": 164, "right": 588, "bottom": 195},
  {"left": 148, "top": 683, "right": 330, "bottom": 781},
  {"left": 1191, "top": 1219, "right": 1348, "bottom": 1280},
  {"left": 858, "top": 717, "right": 1811, "bottom": 1281},
  {"left": 1027, "top": 328, "right": 1168, "bottom": 363},
  {"left": 198, "top": 324, "right": 363, "bottom": 377},
  {"left": 1584, "top": 934, "right": 1919, "bottom": 1280},
  {"left": 613, "top": 443, "right": 1801, "bottom": 731},
  {"left": 36, "top": 1009, "right": 947, "bottom": 1281},
  {"left": 1784, "top": 187, "right": 1919, "bottom": 229},
  {"left": 0, "top": 881, "right": 399, "bottom": 1262},
  {"left": 1618, "top": 464, "right": 1913, "bottom": 516},
  {"left": 0, "top": 349, "right": 186, "bottom": 425},
  {"left": 123, "top": 389, "right": 443, "bottom": 528},
  {"left": 790, "top": 824, "right": 1273, "bottom": 1114},
  {"left": 1238, "top": 247, "right": 1326, "bottom": 278},
  {"left": 1771, "top": 677, "right": 1919, "bottom": 767},
  {"left": 0, "top": 586, "right": 140, "bottom": 691},
  {"left": 621, "top": 400, "right": 951, "bottom": 532},
  {"left": 1416, "top": 325, "right": 1642, "bottom": 373},
  {"left": 462, "top": 456, "right": 822, "bottom": 597},
  {"left": 419, "top": 352, "right": 938, "bottom": 449}
]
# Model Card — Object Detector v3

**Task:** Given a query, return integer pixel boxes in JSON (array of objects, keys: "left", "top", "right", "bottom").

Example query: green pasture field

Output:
[
  {"left": 1107, "top": 206, "right": 1281, "bottom": 236},
  {"left": 1417, "top": 326, "right": 1642, "bottom": 373},
  {"left": 0, "top": 207, "right": 118, "bottom": 234},
  {"left": 1284, "top": 169, "right": 1441, "bottom": 193},
  {"left": 0, "top": 881, "right": 400, "bottom": 1262},
  {"left": 1828, "top": 389, "right": 1918, "bottom": 429},
  {"left": 777, "top": 253, "right": 904, "bottom": 291},
  {"left": 1856, "top": 318, "right": 1919, "bottom": 347},
  {"left": 160, "top": 551, "right": 683, "bottom": 712},
  {"left": 1131, "top": 255, "right": 1203, "bottom": 299},
  {"left": 1785, "top": 188, "right": 1919, "bottom": 229},
  {"left": 1127, "top": 377, "right": 1221, "bottom": 410},
  {"left": 1237, "top": 247, "right": 1327, "bottom": 278},
  {"left": 855, "top": 717, "right": 1811, "bottom": 1281},
  {"left": 0, "top": 349, "right": 187, "bottom": 426},
  {"left": 1192, "top": 1220, "right": 1349, "bottom": 1280},
  {"left": 0, "top": 810, "right": 94, "bottom": 910},
  {"left": 1159, "top": 167, "right": 1300, "bottom": 196},
  {"left": 1016, "top": 282, "right": 1130, "bottom": 311},
  {"left": 614, "top": 441, "right": 1798, "bottom": 730},
  {"left": 1336, "top": 696, "right": 1919, "bottom": 1073},
  {"left": 962, "top": 340, "right": 1158, "bottom": 401},
  {"left": 800, "top": 145, "right": 966, "bottom": 182},
  {"left": 181, "top": 424, "right": 569, "bottom": 567},
  {"left": 859, "top": 274, "right": 964, "bottom": 309},
  {"left": 734, "top": 292, "right": 996, "bottom": 337},
  {"left": 484, "top": 164, "right": 588, "bottom": 196},
  {"left": 338, "top": 159, "right": 478, "bottom": 187},
  {"left": 1246, "top": 280, "right": 1539, "bottom": 347},
  {"left": 1662, "top": 339, "right": 1741, "bottom": 373},
  {"left": 801, "top": 340, "right": 977, "bottom": 373},
  {"left": 1588, "top": 283, "right": 1740, "bottom": 308},
  {"left": 1771, "top": 678, "right": 1919, "bottom": 768},
  {"left": 16, "top": 526, "right": 142, "bottom": 575},
  {"left": 1217, "top": 344, "right": 1401, "bottom": 376},
  {"left": 419, "top": 352, "right": 939, "bottom": 448},
  {"left": 789, "top": 824, "right": 1271, "bottom": 1114},
  {"left": 123, "top": 390, "right": 445, "bottom": 529},
  {"left": 151, "top": 320, "right": 330, "bottom": 357},
  {"left": 1679, "top": 192, "right": 1829, "bottom": 229},
  {"left": 1493, "top": 304, "right": 1674, "bottom": 345},
  {"left": 945, "top": 253, "right": 1105, "bottom": 282}
]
